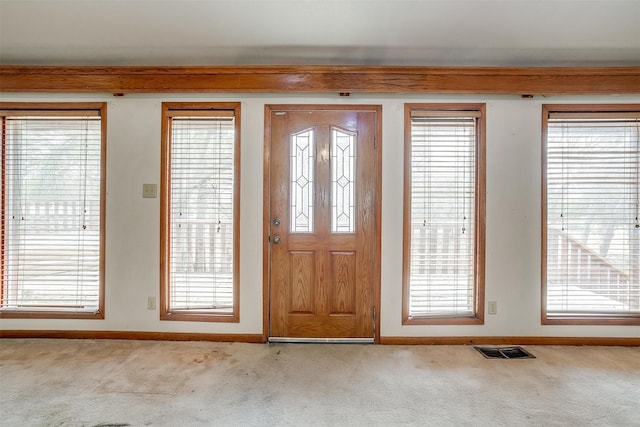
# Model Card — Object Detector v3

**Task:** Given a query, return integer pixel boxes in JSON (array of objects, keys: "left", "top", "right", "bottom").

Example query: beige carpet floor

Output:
[{"left": 0, "top": 339, "right": 638, "bottom": 426}]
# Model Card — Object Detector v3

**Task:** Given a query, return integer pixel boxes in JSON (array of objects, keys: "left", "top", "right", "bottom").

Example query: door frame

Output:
[{"left": 262, "top": 104, "right": 382, "bottom": 343}]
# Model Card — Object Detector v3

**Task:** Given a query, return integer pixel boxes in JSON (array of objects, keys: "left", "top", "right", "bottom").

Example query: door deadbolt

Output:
[
  {"left": 273, "top": 218, "right": 281, "bottom": 226},
  {"left": 273, "top": 235, "right": 281, "bottom": 244}
]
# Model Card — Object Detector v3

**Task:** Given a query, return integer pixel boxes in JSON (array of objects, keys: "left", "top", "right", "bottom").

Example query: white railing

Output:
[
  {"left": 170, "top": 220, "right": 234, "bottom": 309},
  {"left": 547, "top": 228, "right": 638, "bottom": 310},
  {"left": 24, "top": 200, "right": 89, "bottom": 231},
  {"left": 173, "top": 220, "right": 233, "bottom": 274}
]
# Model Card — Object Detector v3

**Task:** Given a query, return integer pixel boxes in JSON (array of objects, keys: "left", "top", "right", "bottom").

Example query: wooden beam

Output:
[{"left": 1, "top": 66, "right": 639, "bottom": 94}]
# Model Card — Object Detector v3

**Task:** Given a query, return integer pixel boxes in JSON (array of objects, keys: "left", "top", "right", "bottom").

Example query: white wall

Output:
[{"left": 1, "top": 93, "right": 638, "bottom": 338}]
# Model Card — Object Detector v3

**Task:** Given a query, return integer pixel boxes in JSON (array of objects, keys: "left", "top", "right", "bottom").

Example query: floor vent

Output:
[{"left": 474, "top": 346, "right": 535, "bottom": 359}]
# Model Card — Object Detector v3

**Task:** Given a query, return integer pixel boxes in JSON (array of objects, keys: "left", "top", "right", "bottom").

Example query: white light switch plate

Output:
[
  {"left": 142, "top": 183, "right": 157, "bottom": 198},
  {"left": 488, "top": 301, "right": 497, "bottom": 315}
]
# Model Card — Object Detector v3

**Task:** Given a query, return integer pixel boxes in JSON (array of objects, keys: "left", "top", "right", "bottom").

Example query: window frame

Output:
[
  {"left": 0, "top": 102, "right": 106, "bottom": 319},
  {"left": 160, "top": 102, "right": 241, "bottom": 322},
  {"left": 402, "top": 103, "right": 486, "bottom": 325},
  {"left": 541, "top": 104, "right": 640, "bottom": 326}
]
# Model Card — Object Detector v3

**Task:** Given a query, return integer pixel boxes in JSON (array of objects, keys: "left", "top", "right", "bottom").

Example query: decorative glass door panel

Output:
[
  {"left": 290, "top": 128, "right": 315, "bottom": 233},
  {"left": 331, "top": 127, "right": 356, "bottom": 233}
]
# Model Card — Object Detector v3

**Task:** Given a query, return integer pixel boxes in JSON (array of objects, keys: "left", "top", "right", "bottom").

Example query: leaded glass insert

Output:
[
  {"left": 331, "top": 127, "right": 356, "bottom": 233},
  {"left": 290, "top": 128, "right": 315, "bottom": 233}
]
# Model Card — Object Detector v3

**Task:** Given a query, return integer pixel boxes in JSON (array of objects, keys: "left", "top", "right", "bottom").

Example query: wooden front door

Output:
[{"left": 267, "top": 106, "right": 379, "bottom": 339}]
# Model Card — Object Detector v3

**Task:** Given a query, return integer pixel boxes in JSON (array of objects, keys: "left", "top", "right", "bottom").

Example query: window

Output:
[
  {"left": 0, "top": 103, "right": 106, "bottom": 319},
  {"left": 403, "top": 104, "right": 486, "bottom": 324},
  {"left": 542, "top": 104, "right": 639, "bottom": 325},
  {"left": 161, "top": 103, "right": 240, "bottom": 322}
]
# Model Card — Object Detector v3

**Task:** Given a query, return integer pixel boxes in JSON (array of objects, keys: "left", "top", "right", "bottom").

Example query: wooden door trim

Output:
[{"left": 263, "top": 104, "right": 382, "bottom": 343}]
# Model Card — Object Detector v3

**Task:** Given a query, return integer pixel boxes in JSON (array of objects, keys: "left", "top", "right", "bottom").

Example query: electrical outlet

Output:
[
  {"left": 142, "top": 183, "right": 157, "bottom": 198},
  {"left": 147, "top": 296, "right": 156, "bottom": 310},
  {"left": 488, "top": 301, "right": 497, "bottom": 315}
]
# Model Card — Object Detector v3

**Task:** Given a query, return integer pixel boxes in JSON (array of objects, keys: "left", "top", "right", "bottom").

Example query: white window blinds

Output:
[
  {"left": 545, "top": 109, "right": 640, "bottom": 319},
  {"left": 405, "top": 109, "right": 483, "bottom": 319},
  {"left": 165, "top": 109, "right": 237, "bottom": 315},
  {"left": 1, "top": 110, "right": 103, "bottom": 314}
]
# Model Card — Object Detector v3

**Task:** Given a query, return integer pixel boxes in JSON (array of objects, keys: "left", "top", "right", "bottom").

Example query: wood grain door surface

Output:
[{"left": 268, "top": 108, "right": 377, "bottom": 338}]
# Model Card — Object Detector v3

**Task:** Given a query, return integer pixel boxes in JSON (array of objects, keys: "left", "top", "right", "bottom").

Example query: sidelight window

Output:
[
  {"left": 403, "top": 104, "right": 486, "bottom": 324},
  {"left": 0, "top": 103, "right": 106, "bottom": 318},
  {"left": 161, "top": 103, "right": 240, "bottom": 322},
  {"left": 542, "top": 105, "right": 639, "bottom": 324}
]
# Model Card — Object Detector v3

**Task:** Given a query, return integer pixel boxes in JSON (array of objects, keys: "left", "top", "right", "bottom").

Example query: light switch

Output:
[{"left": 142, "top": 183, "right": 157, "bottom": 198}]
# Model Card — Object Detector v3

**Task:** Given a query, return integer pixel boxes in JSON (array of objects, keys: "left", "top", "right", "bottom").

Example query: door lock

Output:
[
  {"left": 273, "top": 235, "right": 281, "bottom": 244},
  {"left": 273, "top": 218, "right": 281, "bottom": 226}
]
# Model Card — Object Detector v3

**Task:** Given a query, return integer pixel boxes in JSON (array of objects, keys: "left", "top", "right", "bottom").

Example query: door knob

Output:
[
  {"left": 273, "top": 235, "right": 281, "bottom": 244},
  {"left": 273, "top": 218, "right": 281, "bottom": 226}
]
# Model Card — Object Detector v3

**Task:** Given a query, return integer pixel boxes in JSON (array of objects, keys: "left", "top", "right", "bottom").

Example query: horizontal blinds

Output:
[
  {"left": 1, "top": 114, "right": 102, "bottom": 311},
  {"left": 0, "top": 110, "right": 101, "bottom": 117},
  {"left": 411, "top": 110, "right": 482, "bottom": 119},
  {"left": 549, "top": 112, "right": 640, "bottom": 120},
  {"left": 165, "top": 110, "right": 234, "bottom": 118},
  {"left": 408, "top": 113, "right": 477, "bottom": 317},
  {"left": 169, "top": 114, "right": 235, "bottom": 312},
  {"left": 546, "top": 113, "right": 640, "bottom": 316}
]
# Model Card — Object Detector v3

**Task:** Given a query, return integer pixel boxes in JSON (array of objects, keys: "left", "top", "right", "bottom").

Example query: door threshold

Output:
[{"left": 268, "top": 337, "right": 375, "bottom": 344}]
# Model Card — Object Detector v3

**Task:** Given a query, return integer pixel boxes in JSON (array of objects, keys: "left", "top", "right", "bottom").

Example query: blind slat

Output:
[
  {"left": 0, "top": 110, "right": 101, "bottom": 117},
  {"left": 411, "top": 110, "right": 481, "bottom": 118},
  {"left": 165, "top": 110, "right": 235, "bottom": 118},
  {"left": 549, "top": 112, "right": 640, "bottom": 120}
]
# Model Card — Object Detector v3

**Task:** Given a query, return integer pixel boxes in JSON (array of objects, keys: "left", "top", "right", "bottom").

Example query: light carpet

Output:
[{"left": 0, "top": 339, "right": 638, "bottom": 426}]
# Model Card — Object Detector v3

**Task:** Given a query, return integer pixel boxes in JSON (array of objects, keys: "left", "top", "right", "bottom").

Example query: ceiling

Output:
[{"left": 1, "top": 0, "right": 639, "bottom": 67}]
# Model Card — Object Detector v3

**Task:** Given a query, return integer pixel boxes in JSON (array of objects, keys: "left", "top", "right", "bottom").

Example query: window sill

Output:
[
  {"left": 0, "top": 310, "right": 104, "bottom": 320},
  {"left": 543, "top": 315, "right": 640, "bottom": 326},
  {"left": 403, "top": 315, "right": 484, "bottom": 326},
  {"left": 161, "top": 311, "right": 239, "bottom": 323}
]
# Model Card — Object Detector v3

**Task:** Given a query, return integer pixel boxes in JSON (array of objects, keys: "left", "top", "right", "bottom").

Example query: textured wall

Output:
[{"left": 1, "top": 93, "right": 638, "bottom": 338}]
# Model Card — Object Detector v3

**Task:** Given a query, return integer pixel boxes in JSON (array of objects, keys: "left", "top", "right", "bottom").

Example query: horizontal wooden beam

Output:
[{"left": 1, "top": 66, "right": 639, "bottom": 94}]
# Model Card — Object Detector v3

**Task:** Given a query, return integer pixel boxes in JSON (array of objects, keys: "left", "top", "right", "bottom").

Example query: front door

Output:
[{"left": 267, "top": 106, "right": 379, "bottom": 339}]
